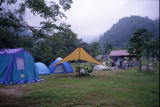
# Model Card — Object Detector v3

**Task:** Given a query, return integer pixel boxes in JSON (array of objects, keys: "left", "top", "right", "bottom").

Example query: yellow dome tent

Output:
[{"left": 55, "top": 48, "right": 101, "bottom": 65}]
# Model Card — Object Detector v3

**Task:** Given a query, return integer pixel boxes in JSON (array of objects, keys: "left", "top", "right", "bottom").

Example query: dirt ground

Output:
[{"left": 0, "top": 86, "right": 24, "bottom": 97}]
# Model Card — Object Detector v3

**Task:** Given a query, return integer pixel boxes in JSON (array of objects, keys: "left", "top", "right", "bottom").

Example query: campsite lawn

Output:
[{"left": 0, "top": 68, "right": 159, "bottom": 107}]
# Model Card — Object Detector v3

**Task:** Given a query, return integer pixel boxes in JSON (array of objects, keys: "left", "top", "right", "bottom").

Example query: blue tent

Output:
[
  {"left": 48, "top": 57, "right": 73, "bottom": 74},
  {"left": 0, "top": 48, "right": 40, "bottom": 85},
  {"left": 35, "top": 62, "right": 50, "bottom": 75}
]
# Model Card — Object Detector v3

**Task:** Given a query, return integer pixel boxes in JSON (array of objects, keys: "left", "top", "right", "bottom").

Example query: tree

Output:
[
  {"left": 104, "top": 42, "right": 113, "bottom": 55},
  {"left": 99, "top": 16, "right": 159, "bottom": 49},
  {"left": 154, "top": 36, "right": 160, "bottom": 59},
  {"left": 79, "top": 42, "right": 90, "bottom": 52},
  {"left": 45, "top": 26, "right": 81, "bottom": 59},
  {"left": 89, "top": 42, "right": 100, "bottom": 57},
  {"left": 128, "top": 28, "right": 151, "bottom": 72},
  {"left": 0, "top": 0, "right": 76, "bottom": 64},
  {"left": 0, "top": 0, "right": 73, "bottom": 41},
  {"left": 0, "top": 27, "right": 34, "bottom": 49},
  {"left": 30, "top": 42, "right": 52, "bottom": 65},
  {"left": 148, "top": 36, "right": 159, "bottom": 65},
  {"left": 145, "top": 40, "right": 152, "bottom": 71}
]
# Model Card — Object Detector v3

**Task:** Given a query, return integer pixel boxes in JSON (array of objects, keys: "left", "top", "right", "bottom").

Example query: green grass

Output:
[{"left": 0, "top": 68, "right": 159, "bottom": 107}]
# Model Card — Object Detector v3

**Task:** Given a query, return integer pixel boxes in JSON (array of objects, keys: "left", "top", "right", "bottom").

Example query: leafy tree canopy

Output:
[
  {"left": 127, "top": 28, "right": 152, "bottom": 57},
  {"left": 127, "top": 28, "right": 152, "bottom": 72},
  {"left": 89, "top": 42, "right": 100, "bottom": 57},
  {"left": 0, "top": 0, "right": 73, "bottom": 38}
]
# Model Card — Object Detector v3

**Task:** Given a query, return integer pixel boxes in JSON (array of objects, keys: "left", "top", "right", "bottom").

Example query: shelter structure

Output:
[
  {"left": 55, "top": 48, "right": 101, "bottom": 65},
  {"left": 48, "top": 57, "right": 74, "bottom": 74},
  {"left": 35, "top": 62, "right": 50, "bottom": 75},
  {"left": 109, "top": 50, "right": 137, "bottom": 68},
  {"left": 0, "top": 48, "right": 40, "bottom": 85},
  {"left": 109, "top": 50, "right": 136, "bottom": 58}
]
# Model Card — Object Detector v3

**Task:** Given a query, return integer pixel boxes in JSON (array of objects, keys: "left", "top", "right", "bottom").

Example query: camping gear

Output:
[
  {"left": 55, "top": 48, "right": 101, "bottom": 65},
  {"left": 93, "top": 64, "right": 110, "bottom": 70},
  {"left": 54, "top": 48, "right": 101, "bottom": 76},
  {"left": 86, "top": 65, "right": 95, "bottom": 73},
  {"left": 35, "top": 62, "right": 50, "bottom": 75},
  {"left": 0, "top": 48, "right": 40, "bottom": 85},
  {"left": 48, "top": 57, "right": 74, "bottom": 74}
]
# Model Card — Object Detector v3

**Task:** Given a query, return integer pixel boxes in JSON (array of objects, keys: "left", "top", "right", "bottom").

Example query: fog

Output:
[{"left": 25, "top": 0, "right": 159, "bottom": 43}]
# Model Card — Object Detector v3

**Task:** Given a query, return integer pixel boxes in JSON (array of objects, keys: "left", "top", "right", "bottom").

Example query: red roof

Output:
[{"left": 109, "top": 50, "right": 130, "bottom": 56}]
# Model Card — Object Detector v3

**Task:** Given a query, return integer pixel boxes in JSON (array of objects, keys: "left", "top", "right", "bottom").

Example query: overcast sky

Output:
[{"left": 25, "top": 0, "right": 159, "bottom": 43}]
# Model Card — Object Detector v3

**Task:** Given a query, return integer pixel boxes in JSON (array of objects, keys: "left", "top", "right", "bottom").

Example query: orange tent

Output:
[{"left": 55, "top": 48, "right": 101, "bottom": 65}]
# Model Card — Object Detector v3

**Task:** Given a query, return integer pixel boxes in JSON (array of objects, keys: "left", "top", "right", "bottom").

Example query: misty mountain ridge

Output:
[{"left": 99, "top": 16, "right": 159, "bottom": 49}]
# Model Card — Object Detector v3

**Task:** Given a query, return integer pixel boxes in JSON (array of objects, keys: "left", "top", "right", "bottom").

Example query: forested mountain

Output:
[{"left": 99, "top": 16, "right": 159, "bottom": 49}]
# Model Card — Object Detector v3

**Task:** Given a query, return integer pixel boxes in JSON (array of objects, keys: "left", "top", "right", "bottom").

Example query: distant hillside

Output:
[{"left": 99, "top": 16, "right": 159, "bottom": 49}]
